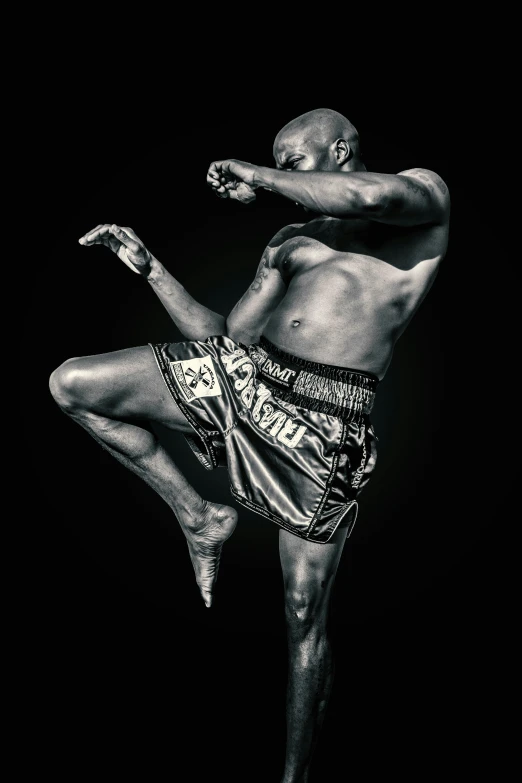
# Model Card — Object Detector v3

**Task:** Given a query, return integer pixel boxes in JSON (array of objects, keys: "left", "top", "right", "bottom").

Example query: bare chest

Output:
[{"left": 273, "top": 219, "right": 436, "bottom": 282}]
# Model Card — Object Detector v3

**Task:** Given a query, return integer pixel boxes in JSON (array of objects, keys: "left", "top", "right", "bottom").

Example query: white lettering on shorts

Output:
[
  {"left": 351, "top": 438, "right": 367, "bottom": 488},
  {"left": 261, "top": 358, "right": 297, "bottom": 384},
  {"left": 277, "top": 418, "right": 307, "bottom": 448},
  {"left": 221, "top": 348, "right": 248, "bottom": 373},
  {"left": 258, "top": 404, "right": 288, "bottom": 436},
  {"left": 221, "top": 349, "right": 307, "bottom": 449},
  {"left": 171, "top": 357, "right": 222, "bottom": 401},
  {"left": 251, "top": 385, "right": 272, "bottom": 419}
]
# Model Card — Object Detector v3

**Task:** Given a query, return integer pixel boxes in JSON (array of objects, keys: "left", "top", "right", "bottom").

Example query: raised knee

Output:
[{"left": 49, "top": 358, "right": 92, "bottom": 412}]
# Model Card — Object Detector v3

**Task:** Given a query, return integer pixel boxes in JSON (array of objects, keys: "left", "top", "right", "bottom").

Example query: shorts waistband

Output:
[{"left": 249, "top": 337, "right": 378, "bottom": 423}]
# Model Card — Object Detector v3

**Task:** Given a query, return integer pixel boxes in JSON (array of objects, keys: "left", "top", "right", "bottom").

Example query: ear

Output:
[{"left": 334, "top": 138, "right": 352, "bottom": 166}]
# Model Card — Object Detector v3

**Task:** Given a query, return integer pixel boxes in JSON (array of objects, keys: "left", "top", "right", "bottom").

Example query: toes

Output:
[{"left": 187, "top": 542, "right": 221, "bottom": 608}]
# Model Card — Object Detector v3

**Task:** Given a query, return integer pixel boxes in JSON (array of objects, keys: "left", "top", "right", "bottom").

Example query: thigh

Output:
[
  {"left": 279, "top": 523, "right": 349, "bottom": 596},
  {"left": 67, "top": 345, "right": 193, "bottom": 433}
]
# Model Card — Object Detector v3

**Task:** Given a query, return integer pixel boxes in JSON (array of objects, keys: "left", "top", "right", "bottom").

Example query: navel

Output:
[{"left": 292, "top": 320, "right": 300, "bottom": 327}]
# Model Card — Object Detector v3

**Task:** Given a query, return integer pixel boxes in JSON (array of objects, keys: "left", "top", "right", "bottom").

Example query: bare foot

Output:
[{"left": 182, "top": 501, "right": 238, "bottom": 607}]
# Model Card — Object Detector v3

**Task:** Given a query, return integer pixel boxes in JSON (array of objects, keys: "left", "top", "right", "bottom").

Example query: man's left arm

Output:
[{"left": 208, "top": 160, "right": 450, "bottom": 227}]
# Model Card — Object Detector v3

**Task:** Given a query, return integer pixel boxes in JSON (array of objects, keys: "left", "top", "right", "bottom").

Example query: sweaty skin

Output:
[
  {"left": 214, "top": 150, "right": 449, "bottom": 380},
  {"left": 61, "top": 108, "right": 450, "bottom": 783},
  {"left": 262, "top": 210, "right": 446, "bottom": 380}
]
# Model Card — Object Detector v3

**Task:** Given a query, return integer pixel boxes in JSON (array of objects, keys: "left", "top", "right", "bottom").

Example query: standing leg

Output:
[
  {"left": 279, "top": 523, "right": 350, "bottom": 783},
  {"left": 49, "top": 346, "right": 237, "bottom": 607}
]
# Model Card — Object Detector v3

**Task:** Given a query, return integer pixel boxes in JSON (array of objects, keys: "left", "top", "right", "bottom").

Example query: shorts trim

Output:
[
  {"left": 259, "top": 336, "right": 379, "bottom": 382},
  {"left": 252, "top": 337, "right": 378, "bottom": 423},
  {"left": 307, "top": 420, "right": 347, "bottom": 539},
  {"left": 229, "top": 487, "right": 358, "bottom": 544}
]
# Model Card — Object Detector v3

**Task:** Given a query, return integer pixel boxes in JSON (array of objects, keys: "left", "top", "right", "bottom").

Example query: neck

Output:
[{"left": 345, "top": 159, "right": 367, "bottom": 173}]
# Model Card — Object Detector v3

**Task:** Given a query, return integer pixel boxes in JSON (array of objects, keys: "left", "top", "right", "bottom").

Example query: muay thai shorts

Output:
[{"left": 150, "top": 335, "right": 378, "bottom": 543}]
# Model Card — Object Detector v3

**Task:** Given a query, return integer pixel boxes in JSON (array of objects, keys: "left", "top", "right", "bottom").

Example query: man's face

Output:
[{"left": 273, "top": 130, "right": 336, "bottom": 173}]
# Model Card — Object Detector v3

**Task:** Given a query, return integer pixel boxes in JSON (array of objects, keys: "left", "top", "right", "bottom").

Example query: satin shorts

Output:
[{"left": 150, "top": 335, "right": 378, "bottom": 543}]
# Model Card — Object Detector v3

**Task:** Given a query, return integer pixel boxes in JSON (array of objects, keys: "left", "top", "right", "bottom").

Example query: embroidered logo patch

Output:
[{"left": 170, "top": 357, "right": 222, "bottom": 401}]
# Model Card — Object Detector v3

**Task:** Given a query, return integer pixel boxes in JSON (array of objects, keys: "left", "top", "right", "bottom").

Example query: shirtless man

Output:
[{"left": 49, "top": 108, "right": 449, "bottom": 783}]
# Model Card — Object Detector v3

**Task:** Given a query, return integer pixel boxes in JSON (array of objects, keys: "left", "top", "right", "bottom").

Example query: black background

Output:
[{"left": 24, "top": 88, "right": 502, "bottom": 779}]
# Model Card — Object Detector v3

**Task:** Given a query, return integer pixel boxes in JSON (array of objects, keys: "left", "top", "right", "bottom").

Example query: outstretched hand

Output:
[
  {"left": 78, "top": 224, "right": 153, "bottom": 276},
  {"left": 207, "top": 159, "right": 258, "bottom": 204}
]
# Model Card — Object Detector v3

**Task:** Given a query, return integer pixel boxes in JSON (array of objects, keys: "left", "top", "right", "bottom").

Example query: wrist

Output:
[
  {"left": 145, "top": 256, "right": 164, "bottom": 285},
  {"left": 252, "top": 165, "right": 278, "bottom": 190}
]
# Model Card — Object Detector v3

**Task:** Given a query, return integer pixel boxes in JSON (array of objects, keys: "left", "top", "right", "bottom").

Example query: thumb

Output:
[
  {"left": 110, "top": 224, "right": 141, "bottom": 254},
  {"left": 235, "top": 182, "right": 257, "bottom": 204}
]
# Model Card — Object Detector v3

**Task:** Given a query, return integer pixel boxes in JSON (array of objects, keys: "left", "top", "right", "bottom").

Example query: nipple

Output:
[{"left": 292, "top": 320, "right": 300, "bottom": 327}]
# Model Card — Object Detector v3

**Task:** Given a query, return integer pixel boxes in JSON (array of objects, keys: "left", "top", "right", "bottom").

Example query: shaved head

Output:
[
  {"left": 273, "top": 108, "right": 363, "bottom": 173},
  {"left": 275, "top": 108, "right": 359, "bottom": 150}
]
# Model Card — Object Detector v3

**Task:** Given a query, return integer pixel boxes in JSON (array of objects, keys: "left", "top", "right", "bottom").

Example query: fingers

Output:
[
  {"left": 207, "top": 177, "right": 230, "bottom": 197},
  {"left": 109, "top": 224, "right": 141, "bottom": 254},
  {"left": 207, "top": 160, "right": 235, "bottom": 193},
  {"left": 78, "top": 224, "right": 107, "bottom": 245},
  {"left": 235, "top": 182, "right": 257, "bottom": 204},
  {"left": 207, "top": 161, "right": 224, "bottom": 191},
  {"left": 107, "top": 236, "right": 121, "bottom": 255},
  {"left": 207, "top": 159, "right": 253, "bottom": 202},
  {"left": 78, "top": 224, "right": 142, "bottom": 254},
  {"left": 120, "top": 226, "right": 143, "bottom": 245},
  {"left": 207, "top": 160, "right": 222, "bottom": 178}
]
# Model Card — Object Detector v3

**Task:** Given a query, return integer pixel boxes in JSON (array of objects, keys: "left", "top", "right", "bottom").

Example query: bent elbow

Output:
[
  {"left": 224, "top": 317, "right": 242, "bottom": 344},
  {"left": 355, "top": 184, "right": 389, "bottom": 216},
  {"left": 225, "top": 318, "right": 258, "bottom": 347}
]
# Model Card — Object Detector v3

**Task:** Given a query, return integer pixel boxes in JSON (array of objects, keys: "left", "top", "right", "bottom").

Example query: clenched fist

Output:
[
  {"left": 207, "top": 159, "right": 258, "bottom": 203},
  {"left": 78, "top": 224, "right": 153, "bottom": 277}
]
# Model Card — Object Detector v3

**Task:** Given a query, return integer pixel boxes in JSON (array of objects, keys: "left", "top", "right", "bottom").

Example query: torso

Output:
[{"left": 263, "top": 216, "right": 449, "bottom": 380}]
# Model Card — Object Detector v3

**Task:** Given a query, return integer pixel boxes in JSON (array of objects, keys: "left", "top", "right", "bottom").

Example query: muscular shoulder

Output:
[
  {"left": 267, "top": 223, "right": 304, "bottom": 249},
  {"left": 263, "top": 223, "right": 304, "bottom": 269},
  {"left": 398, "top": 168, "right": 450, "bottom": 208}
]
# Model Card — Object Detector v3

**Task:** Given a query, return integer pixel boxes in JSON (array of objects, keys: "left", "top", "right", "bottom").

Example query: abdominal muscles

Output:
[{"left": 263, "top": 260, "right": 413, "bottom": 379}]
